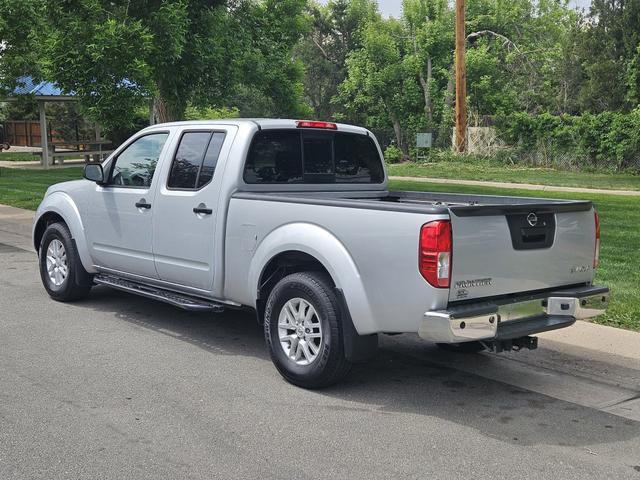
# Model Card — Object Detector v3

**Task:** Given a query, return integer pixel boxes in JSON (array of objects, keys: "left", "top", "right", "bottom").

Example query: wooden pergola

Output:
[{"left": 3, "top": 77, "right": 114, "bottom": 169}]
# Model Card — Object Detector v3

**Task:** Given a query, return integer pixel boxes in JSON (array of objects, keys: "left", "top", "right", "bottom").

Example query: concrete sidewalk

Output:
[
  {"left": 1, "top": 202, "right": 637, "bottom": 361},
  {"left": 390, "top": 175, "right": 640, "bottom": 197}
]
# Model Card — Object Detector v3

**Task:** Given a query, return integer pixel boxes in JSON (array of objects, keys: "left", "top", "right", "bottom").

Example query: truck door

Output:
[
  {"left": 85, "top": 131, "right": 171, "bottom": 279},
  {"left": 152, "top": 126, "right": 236, "bottom": 291}
]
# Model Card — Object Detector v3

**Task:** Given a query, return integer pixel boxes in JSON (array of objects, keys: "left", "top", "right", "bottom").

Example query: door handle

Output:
[
  {"left": 193, "top": 206, "right": 213, "bottom": 215},
  {"left": 135, "top": 201, "right": 152, "bottom": 209}
]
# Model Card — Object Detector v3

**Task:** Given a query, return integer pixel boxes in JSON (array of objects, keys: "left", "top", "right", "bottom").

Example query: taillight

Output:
[
  {"left": 419, "top": 220, "right": 452, "bottom": 288},
  {"left": 594, "top": 210, "right": 600, "bottom": 269},
  {"left": 296, "top": 120, "right": 338, "bottom": 130}
]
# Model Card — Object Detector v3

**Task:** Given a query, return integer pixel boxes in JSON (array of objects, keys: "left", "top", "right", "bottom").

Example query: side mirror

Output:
[{"left": 83, "top": 163, "right": 104, "bottom": 184}]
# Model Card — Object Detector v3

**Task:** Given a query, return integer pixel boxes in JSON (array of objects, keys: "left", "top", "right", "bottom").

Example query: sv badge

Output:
[{"left": 570, "top": 265, "right": 590, "bottom": 273}]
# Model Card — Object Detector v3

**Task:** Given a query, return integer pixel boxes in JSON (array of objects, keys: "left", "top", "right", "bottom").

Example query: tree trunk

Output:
[
  {"left": 152, "top": 96, "right": 170, "bottom": 124},
  {"left": 412, "top": 34, "right": 434, "bottom": 128},
  {"left": 434, "top": 66, "right": 456, "bottom": 148},
  {"left": 445, "top": 66, "right": 454, "bottom": 109},
  {"left": 152, "top": 90, "right": 186, "bottom": 124},
  {"left": 418, "top": 56, "right": 434, "bottom": 126},
  {"left": 389, "top": 111, "right": 410, "bottom": 162}
]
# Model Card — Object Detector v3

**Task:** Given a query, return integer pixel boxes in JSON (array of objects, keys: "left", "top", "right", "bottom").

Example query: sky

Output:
[{"left": 317, "top": 0, "right": 592, "bottom": 18}]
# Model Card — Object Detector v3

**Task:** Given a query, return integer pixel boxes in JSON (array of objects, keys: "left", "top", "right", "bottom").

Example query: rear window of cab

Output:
[{"left": 243, "top": 130, "right": 385, "bottom": 184}]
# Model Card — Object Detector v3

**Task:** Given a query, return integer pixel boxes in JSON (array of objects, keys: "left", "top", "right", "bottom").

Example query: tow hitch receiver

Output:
[{"left": 486, "top": 336, "right": 538, "bottom": 353}]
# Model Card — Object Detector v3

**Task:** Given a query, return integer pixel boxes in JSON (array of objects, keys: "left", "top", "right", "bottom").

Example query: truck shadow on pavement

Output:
[{"left": 81, "top": 286, "right": 640, "bottom": 450}]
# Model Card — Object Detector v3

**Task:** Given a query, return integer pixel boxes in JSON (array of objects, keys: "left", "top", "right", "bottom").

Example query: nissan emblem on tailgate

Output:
[{"left": 527, "top": 212, "right": 538, "bottom": 227}]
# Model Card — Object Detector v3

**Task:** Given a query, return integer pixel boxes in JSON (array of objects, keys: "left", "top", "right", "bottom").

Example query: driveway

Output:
[{"left": 1, "top": 206, "right": 639, "bottom": 479}]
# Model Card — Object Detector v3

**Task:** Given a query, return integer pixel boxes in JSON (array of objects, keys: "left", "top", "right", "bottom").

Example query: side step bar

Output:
[{"left": 94, "top": 274, "right": 225, "bottom": 313}]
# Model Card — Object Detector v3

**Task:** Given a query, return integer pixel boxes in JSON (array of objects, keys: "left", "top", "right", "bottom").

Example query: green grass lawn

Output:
[
  {"left": 388, "top": 161, "right": 640, "bottom": 191},
  {"left": 0, "top": 152, "right": 40, "bottom": 162},
  {"left": 391, "top": 179, "right": 640, "bottom": 331},
  {"left": 0, "top": 167, "right": 83, "bottom": 209},
  {"left": 0, "top": 166, "right": 636, "bottom": 331}
]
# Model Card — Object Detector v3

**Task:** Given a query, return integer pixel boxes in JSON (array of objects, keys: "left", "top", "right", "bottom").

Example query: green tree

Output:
[
  {"left": 1, "top": 0, "right": 308, "bottom": 136},
  {"left": 403, "top": 0, "right": 453, "bottom": 139},
  {"left": 340, "top": 17, "right": 421, "bottom": 160},
  {"left": 462, "top": 0, "right": 580, "bottom": 117},
  {"left": 578, "top": 0, "right": 640, "bottom": 111},
  {"left": 0, "top": 0, "right": 45, "bottom": 89},
  {"left": 295, "top": 0, "right": 379, "bottom": 120}
]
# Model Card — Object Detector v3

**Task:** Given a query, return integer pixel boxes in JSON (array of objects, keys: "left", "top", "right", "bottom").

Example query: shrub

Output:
[
  {"left": 496, "top": 110, "right": 640, "bottom": 172},
  {"left": 384, "top": 145, "right": 403, "bottom": 164}
]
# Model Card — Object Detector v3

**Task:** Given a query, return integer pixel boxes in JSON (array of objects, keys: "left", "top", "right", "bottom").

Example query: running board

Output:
[{"left": 94, "top": 274, "right": 225, "bottom": 313}]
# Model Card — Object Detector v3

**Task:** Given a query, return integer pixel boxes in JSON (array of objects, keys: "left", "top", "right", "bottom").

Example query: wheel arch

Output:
[
  {"left": 248, "top": 222, "right": 377, "bottom": 336},
  {"left": 256, "top": 250, "right": 332, "bottom": 320},
  {"left": 256, "top": 248, "right": 378, "bottom": 363},
  {"left": 33, "top": 192, "right": 96, "bottom": 273},
  {"left": 33, "top": 211, "right": 66, "bottom": 251}
]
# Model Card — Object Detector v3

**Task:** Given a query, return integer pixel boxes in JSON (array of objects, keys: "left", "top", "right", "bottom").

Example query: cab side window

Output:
[
  {"left": 243, "top": 131, "right": 303, "bottom": 184},
  {"left": 167, "top": 131, "right": 226, "bottom": 190},
  {"left": 109, "top": 133, "right": 169, "bottom": 188}
]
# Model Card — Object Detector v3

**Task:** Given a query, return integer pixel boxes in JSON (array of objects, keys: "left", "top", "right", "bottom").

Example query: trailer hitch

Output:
[{"left": 485, "top": 336, "right": 538, "bottom": 353}]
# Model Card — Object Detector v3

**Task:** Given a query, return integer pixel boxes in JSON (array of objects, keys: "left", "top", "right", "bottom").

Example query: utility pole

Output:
[{"left": 454, "top": 0, "right": 467, "bottom": 153}]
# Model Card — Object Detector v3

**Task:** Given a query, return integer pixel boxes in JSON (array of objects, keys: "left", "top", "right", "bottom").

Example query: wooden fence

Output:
[{"left": 4, "top": 120, "right": 65, "bottom": 147}]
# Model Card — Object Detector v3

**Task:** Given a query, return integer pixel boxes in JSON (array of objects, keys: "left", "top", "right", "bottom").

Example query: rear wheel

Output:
[
  {"left": 39, "top": 222, "right": 92, "bottom": 301},
  {"left": 264, "top": 271, "right": 351, "bottom": 388},
  {"left": 436, "top": 341, "right": 486, "bottom": 354}
]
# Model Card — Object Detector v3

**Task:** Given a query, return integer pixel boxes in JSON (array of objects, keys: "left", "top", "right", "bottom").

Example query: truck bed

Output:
[{"left": 232, "top": 189, "right": 596, "bottom": 304}]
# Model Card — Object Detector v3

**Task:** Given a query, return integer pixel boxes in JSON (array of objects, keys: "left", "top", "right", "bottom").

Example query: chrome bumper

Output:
[{"left": 419, "top": 285, "right": 609, "bottom": 344}]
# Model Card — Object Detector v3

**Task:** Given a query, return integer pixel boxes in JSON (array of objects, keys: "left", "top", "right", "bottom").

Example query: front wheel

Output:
[
  {"left": 39, "top": 222, "right": 92, "bottom": 301},
  {"left": 264, "top": 272, "right": 352, "bottom": 389}
]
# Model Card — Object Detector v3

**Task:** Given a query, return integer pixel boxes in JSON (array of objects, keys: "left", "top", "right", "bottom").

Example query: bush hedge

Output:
[{"left": 496, "top": 110, "right": 640, "bottom": 172}]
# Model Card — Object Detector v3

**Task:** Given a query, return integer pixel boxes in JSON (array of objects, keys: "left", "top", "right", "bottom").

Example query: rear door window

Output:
[
  {"left": 244, "top": 130, "right": 384, "bottom": 184},
  {"left": 167, "top": 131, "right": 226, "bottom": 189},
  {"left": 197, "top": 133, "right": 226, "bottom": 188}
]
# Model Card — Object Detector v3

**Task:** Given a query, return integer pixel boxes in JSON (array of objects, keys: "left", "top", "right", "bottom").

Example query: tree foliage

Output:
[
  {"left": 1, "top": 0, "right": 640, "bottom": 170},
  {"left": 1, "top": 0, "right": 308, "bottom": 136},
  {"left": 332, "top": 0, "right": 640, "bottom": 163},
  {"left": 294, "top": 0, "right": 379, "bottom": 120},
  {"left": 578, "top": 0, "right": 640, "bottom": 111}
]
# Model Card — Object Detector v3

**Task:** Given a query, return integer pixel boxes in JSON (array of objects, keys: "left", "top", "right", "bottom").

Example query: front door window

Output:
[{"left": 109, "top": 133, "right": 169, "bottom": 188}]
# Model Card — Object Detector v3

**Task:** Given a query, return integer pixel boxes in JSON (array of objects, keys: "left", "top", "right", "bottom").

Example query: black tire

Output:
[
  {"left": 39, "top": 222, "right": 92, "bottom": 302},
  {"left": 264, "top": 271, "right": 352, "bottom": 389},
  {"left": 436, "top": 341, "right": 486, "bottom": 354}
]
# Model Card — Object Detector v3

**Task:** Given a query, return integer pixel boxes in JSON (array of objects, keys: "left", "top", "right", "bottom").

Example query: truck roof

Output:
[{"left": 144, "top": 119, "right": 371, "bottom": 136}]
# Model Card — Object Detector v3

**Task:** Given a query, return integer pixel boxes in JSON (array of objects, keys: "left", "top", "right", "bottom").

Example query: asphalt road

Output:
[{"left": 1, "top": 213, "right": 639, "bottom": 479}]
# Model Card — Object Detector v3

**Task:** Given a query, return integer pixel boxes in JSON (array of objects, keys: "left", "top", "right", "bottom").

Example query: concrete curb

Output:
[
  {"left": 0, "top": 159, "right": 85, "bottom": 169},
  {"left": 390, "top": 175, "right": 640, "bottom": 197},
  {"left": 539, "top": 321, "right": 640, "bottom": 362}
]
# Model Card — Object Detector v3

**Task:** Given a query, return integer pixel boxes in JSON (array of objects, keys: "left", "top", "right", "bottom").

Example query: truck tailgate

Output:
[{"left": 448, "top": 206, "right": 596, "bottom": 302}]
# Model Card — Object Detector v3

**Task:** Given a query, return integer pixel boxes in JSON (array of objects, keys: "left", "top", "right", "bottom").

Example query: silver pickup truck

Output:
[{"left": 33, "top": 119, "right": 609, "bottom": 388}]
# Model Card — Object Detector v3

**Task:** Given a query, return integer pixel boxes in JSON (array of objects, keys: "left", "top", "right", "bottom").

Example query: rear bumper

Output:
[{"left": 418, "top": 285, "right": 609, "bottom": 344}]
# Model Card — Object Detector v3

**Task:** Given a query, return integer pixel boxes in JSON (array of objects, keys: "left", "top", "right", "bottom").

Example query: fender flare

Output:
[
  {"left": 33, "top": 192, "right": 96, "bottom": 273},
  {"left": 248, "top": 222, "right": 378, "bottom": 335}
]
